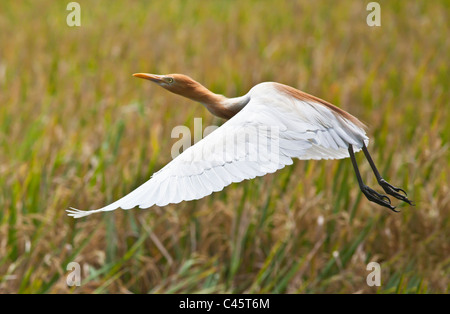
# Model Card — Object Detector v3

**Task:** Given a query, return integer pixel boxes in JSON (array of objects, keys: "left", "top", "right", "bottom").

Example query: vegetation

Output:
[{"left": 0, "top": 0, "right": 448, "bottom": 293}]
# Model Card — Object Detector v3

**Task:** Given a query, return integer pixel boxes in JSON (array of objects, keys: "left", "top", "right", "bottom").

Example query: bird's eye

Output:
[{"left": 165, "top": 77, "right": 174, "bottom": 84}]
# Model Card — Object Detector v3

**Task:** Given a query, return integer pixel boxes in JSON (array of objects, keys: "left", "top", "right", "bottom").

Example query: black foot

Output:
[
  {"left": 361, "top": 185, "right": 399, "bottom": 212},
  {"left": 378, "top": 179, "right": 415, "bottom": 206}
]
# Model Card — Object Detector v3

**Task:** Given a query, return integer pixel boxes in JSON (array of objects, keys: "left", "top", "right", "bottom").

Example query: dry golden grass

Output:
[{"left": 0, "top": 0, "right": 448, "bottom": 293}]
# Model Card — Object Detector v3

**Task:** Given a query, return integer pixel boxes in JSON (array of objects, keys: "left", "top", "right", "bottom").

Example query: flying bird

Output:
[{"left": 67, "top": 73, "right": 414, "bottom": 218}]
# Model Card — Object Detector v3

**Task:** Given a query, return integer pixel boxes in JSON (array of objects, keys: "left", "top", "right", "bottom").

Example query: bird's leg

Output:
[
  {"left": 348, "top": 145, "right": 398, "bottom": 212},
  {"left": 361, "top": 143, "right": 415, "bottom": 206}
]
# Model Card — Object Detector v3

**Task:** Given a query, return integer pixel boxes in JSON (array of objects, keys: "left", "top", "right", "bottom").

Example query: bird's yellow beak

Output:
[{"left": 133, "top": 73, "right": 164, "bottom": 83}]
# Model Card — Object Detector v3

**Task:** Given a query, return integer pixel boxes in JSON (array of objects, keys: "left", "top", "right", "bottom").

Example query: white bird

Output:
[{"left": 67, "top": 73, "right": 413, "bottom": 218}]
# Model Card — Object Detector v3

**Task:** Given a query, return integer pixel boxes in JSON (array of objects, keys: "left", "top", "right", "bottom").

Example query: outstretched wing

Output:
[{"left": 67, "top": 83, "right": 368, "bottom": 218}]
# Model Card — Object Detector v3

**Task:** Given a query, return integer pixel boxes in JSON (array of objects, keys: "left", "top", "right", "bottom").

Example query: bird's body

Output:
[{"left": 67, "top": 74, "right": 413, "bottom": 218}]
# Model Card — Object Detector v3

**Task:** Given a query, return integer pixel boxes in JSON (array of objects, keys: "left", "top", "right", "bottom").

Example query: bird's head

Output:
[
  {"left": 133, "top": 72, "right": 239, "bottom": 119},
  {"left": 132, "top": 73, "right": 209, "bottom": 100}
]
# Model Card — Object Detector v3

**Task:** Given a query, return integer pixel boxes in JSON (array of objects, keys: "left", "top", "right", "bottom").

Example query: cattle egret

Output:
[{"left": 67, "top": 73, "right": 414, "bottom": 218}]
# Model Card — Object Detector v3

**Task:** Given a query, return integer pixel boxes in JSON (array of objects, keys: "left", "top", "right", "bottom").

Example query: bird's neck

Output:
[
  {"left": 186, "top": 84, "right": 250, "bottom": 119},
  {"left": 204, "top": 95, "right": 250, "bottom": 119}
]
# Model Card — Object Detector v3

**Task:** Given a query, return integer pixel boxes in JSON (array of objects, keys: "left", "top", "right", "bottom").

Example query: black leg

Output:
[
  {"left": 348, "top": 145, "right": 398, "bottom": 212},
  {"left": 361, "top": 143, "right": 415, "bottom": 206}
]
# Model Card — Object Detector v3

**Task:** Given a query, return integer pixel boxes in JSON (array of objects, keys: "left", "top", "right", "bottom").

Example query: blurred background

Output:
[{"left": 0, "top": 0, "right": 448, "bottom": 293}]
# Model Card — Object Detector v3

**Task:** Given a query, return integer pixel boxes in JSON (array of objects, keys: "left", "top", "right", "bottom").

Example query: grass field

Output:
[{"left": 0, "top": 0, "right": 448, "bottom": 293}]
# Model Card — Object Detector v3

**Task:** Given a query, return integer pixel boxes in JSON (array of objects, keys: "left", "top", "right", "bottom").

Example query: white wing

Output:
[{"left": 67, "top": 83, "right": 368, "bottom": 218}]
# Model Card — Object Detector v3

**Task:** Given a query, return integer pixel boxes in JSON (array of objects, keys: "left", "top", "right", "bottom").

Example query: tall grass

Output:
[{"left": 0, "top": 0, "right": 448, "bottom": 293}]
